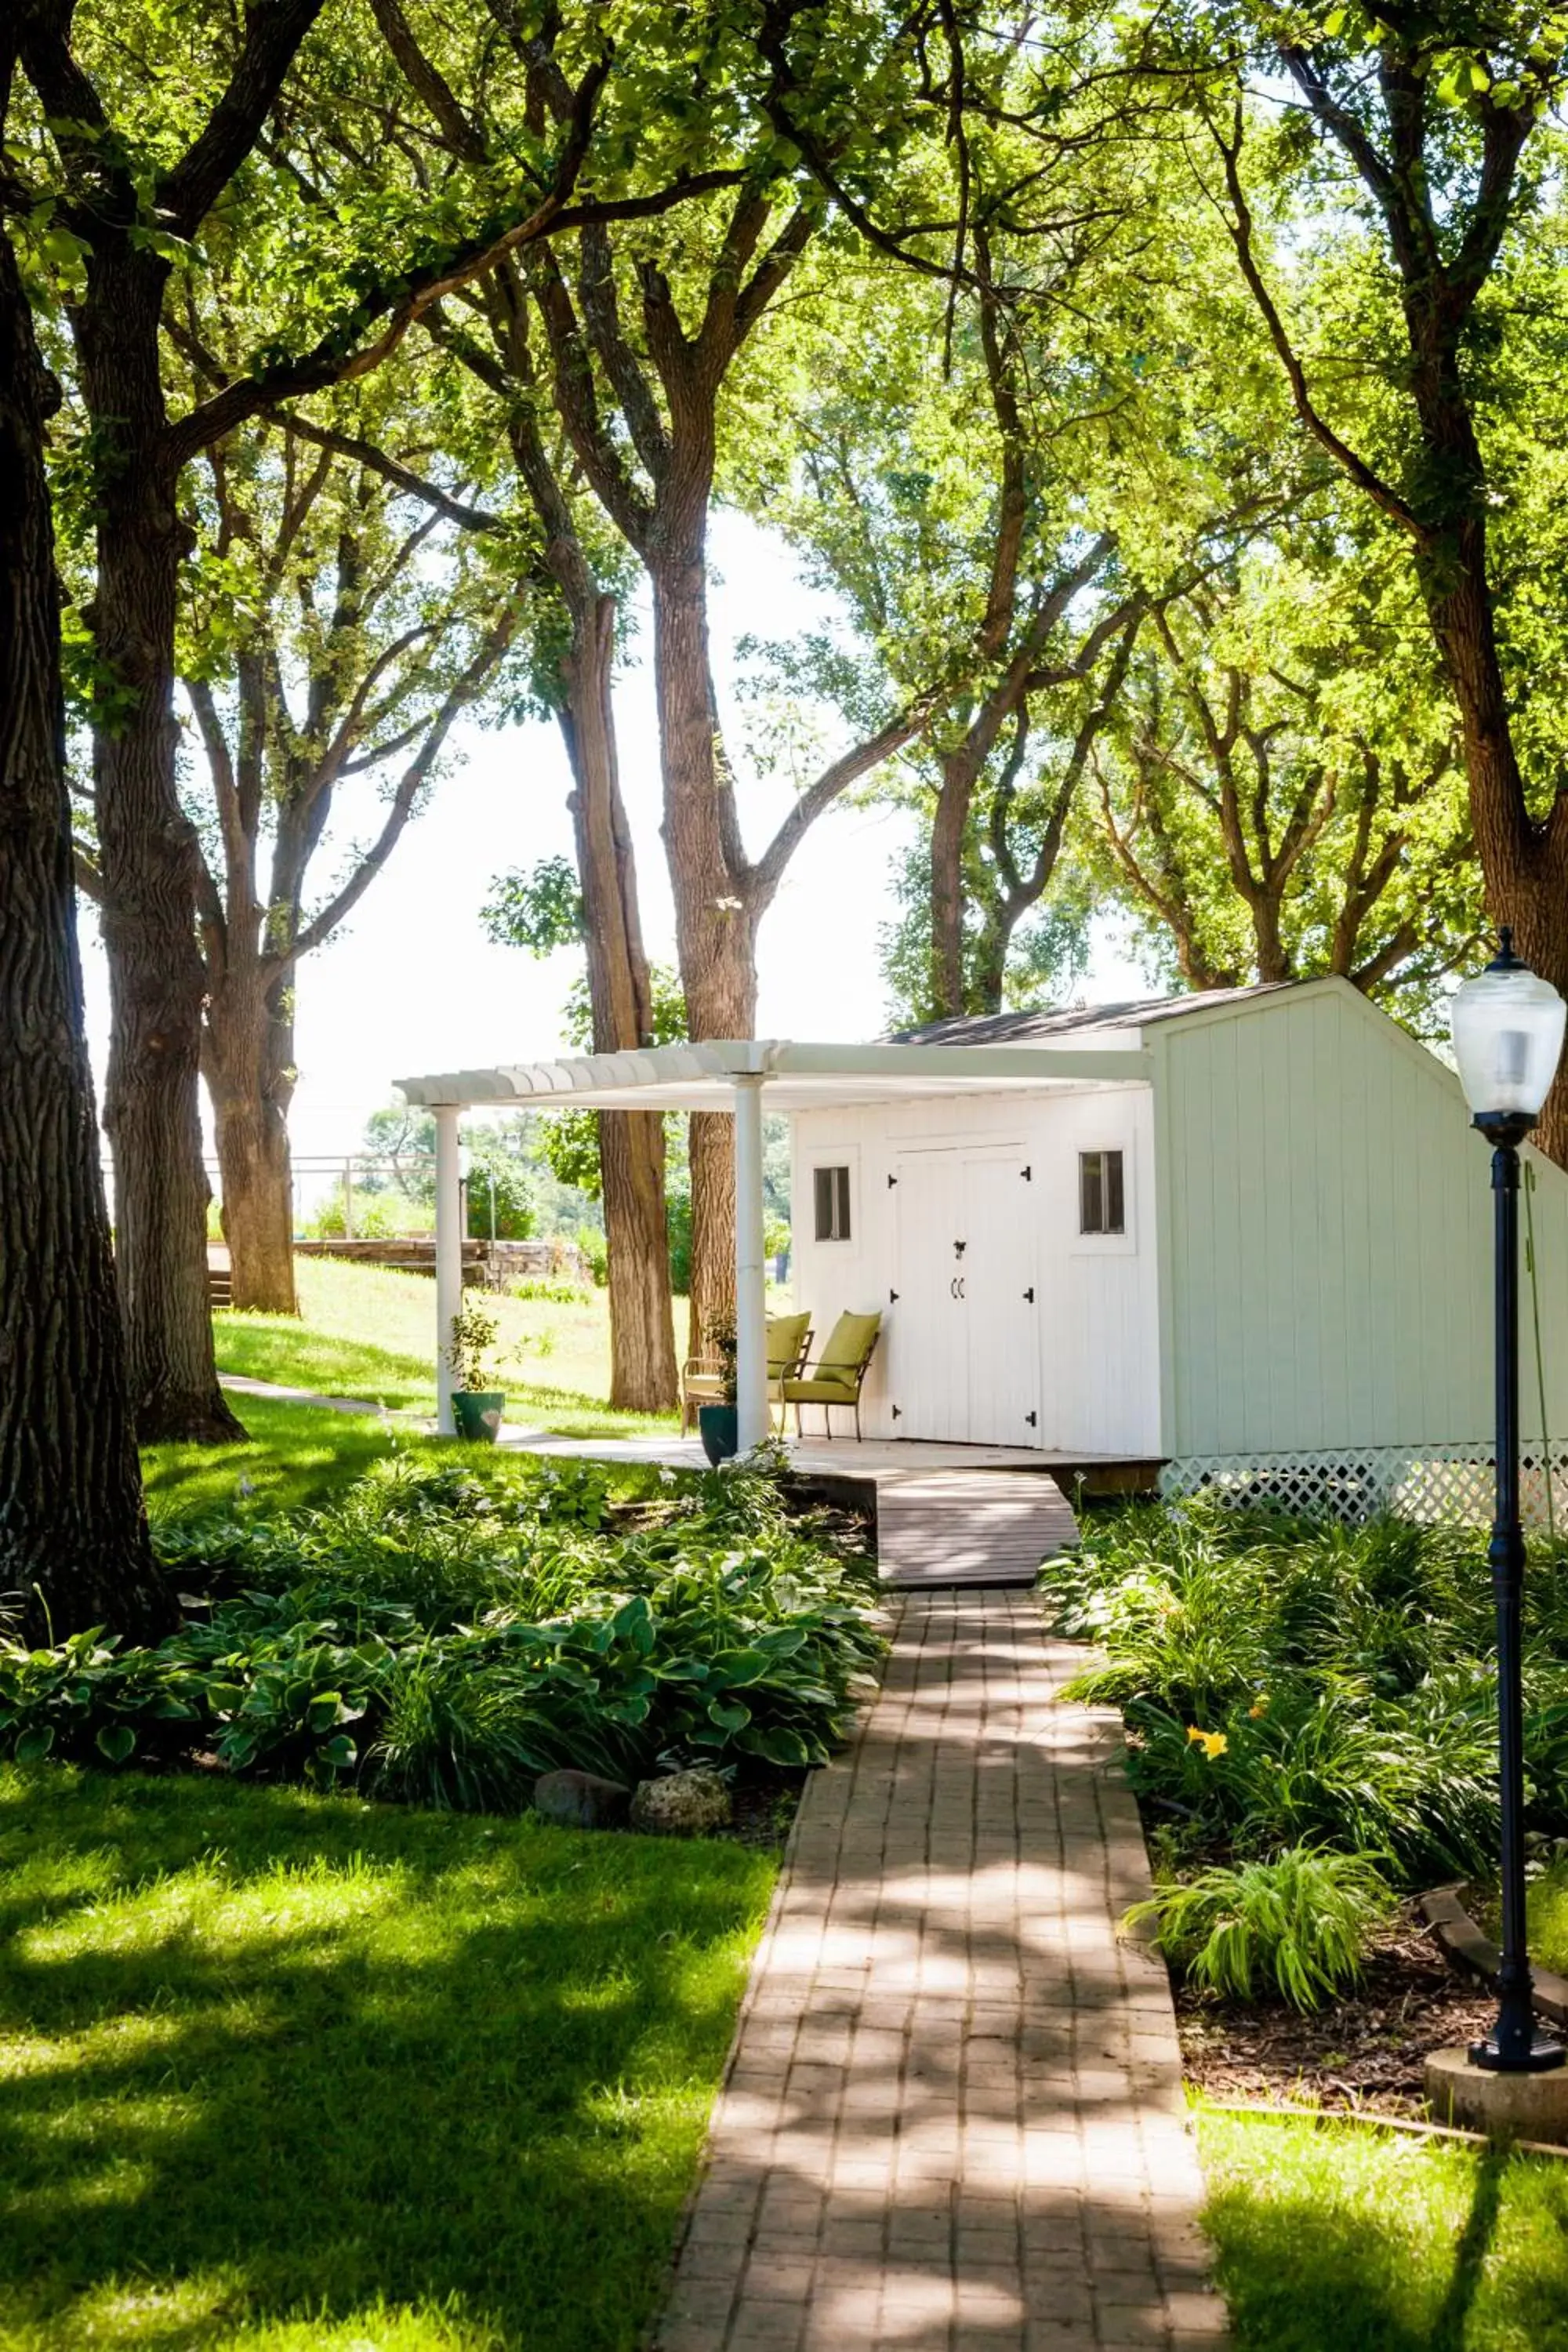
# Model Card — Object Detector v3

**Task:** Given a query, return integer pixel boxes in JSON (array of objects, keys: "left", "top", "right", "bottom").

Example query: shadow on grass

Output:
[
  {"left": 141, "top": 1395, "right": 678, "bottom": 1524},
  {"left": 141, "top": 1397, "right": 405, "bottom": 1517},
  {"left": 1201, "top": 2114, "right": 1568, "bottom": 2352},
  {"left": 0, "top": 1769, "right": 772, "bottom": 2351}
]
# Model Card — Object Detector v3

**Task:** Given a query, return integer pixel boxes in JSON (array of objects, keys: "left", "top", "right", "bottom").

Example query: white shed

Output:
[{"left": 397, "top": 977, "right": 1568, "bottom": 1515}]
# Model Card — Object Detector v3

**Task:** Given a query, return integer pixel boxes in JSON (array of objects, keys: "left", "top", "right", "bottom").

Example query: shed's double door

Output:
[{"left": 891, "top": 1147, "right": 1041, "bottom": 1445}]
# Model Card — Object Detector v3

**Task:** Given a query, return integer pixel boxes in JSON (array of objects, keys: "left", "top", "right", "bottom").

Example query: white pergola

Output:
[{"left": 396, "top": 1035, "right": 1150, "bottom": 1445}]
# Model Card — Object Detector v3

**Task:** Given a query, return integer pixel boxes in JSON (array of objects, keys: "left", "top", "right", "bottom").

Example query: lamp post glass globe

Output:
[{"left": 1450, "top": 927, "right": 1567, "bottom": 1126}]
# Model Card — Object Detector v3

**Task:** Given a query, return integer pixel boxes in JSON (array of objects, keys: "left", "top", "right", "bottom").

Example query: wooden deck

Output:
[{"left": 504, "top": 1430, "right": 1098, "bottom": 1587}]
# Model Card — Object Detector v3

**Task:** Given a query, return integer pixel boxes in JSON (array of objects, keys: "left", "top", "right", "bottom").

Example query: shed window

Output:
[
  {"left": 813, "top": 1164, "right": 851, "bottom": 1242},
  {"left": 1079, "top": 1149, "right": 1125, "bottom": 1236}
]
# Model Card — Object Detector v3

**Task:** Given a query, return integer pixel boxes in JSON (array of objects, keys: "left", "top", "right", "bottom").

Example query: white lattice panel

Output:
[{"left": 1159, "top": 1446, "right": 1568, "bottom": 1527}]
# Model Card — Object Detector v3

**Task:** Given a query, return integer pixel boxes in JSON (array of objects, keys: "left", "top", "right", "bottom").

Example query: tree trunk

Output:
[
  {"left": 202, "top": 959, "right": 299, "bottom": 1316},
  {"left": 648, "top": 550, "right": 757, "bottom": 1361},
  {"left": 76, "top": 254, "right": 241, "bottom": 1440},
  {"left": 0, "top": 235, "right": 169, "bottom": 1642},
  {"left": 1246, "top": 892, "right": 1291, "bottom": 986},
  {"left": 930, "top": 751, "right": 972, "bottom": 1018},
  {"left": 971, "top": 909, "right": 1009, "bottom": 1014},
  {"left": 1414, "top": 528, "right": 1568, "bottom": 1162},
  {"left": 560, "top": 593, "right": 679, "bottom": 1410}
]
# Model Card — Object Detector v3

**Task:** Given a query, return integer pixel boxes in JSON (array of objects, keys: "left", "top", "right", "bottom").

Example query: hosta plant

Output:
[{"left": 0, "top": 1453, "right": 883, "bottom": 1813}]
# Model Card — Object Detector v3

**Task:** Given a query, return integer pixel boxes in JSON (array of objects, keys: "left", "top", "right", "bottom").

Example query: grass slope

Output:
[
  {"left": 210, "top": 1258, "right": 679, "bottom": 1440},
  {"left": 1200, "top": 2110, "right": 1568, "bottom": 2350},
  {"left": 0, "top": 1766, "right": 773, "bottom": 2351}
]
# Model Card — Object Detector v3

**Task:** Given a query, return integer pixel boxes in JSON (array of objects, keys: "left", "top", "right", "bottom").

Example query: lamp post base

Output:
[
  {"left": 1428, "top": 2045, "right": 1568, "bottom": 2143},
  {"left": 1469, "top": 2029, "right": 1566, "bottom": 2074}
]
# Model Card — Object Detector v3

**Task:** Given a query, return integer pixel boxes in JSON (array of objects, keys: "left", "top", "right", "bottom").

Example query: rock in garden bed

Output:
[
  {"left": 1174, "top": 1903, "right": 1498, "bottom": 2118},
  {"left": 630, "top": 1767, "right": 732, "bottom": 1837},
  {"left": 532, "top": 1769, "right": 632, "bottom": 1830}
]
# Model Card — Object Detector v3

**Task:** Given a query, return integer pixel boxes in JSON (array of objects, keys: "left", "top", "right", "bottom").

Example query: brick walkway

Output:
[{"left": 655, "top": 1591, "right": 1228, "bottom": 2352}]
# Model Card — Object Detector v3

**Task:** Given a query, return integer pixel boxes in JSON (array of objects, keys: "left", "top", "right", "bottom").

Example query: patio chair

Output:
[
  {"left": 782, "top": 1310, "right": 882, "bottom": 1441},
  {"left": 681, "top": 1311, "right": 813, "bottom": 1432}
]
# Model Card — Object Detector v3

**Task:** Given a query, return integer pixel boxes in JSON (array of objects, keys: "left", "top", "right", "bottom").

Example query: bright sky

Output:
[{"left": 77, "top": 510, "right": 1146, "bottom": 1167}]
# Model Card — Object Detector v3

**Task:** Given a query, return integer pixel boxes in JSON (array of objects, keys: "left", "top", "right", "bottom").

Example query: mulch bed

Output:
[
  {"left": 1174, "top": 1904, "right": 1500, "bottom": 2118},
  {"left": 725, "top": 1769, "right": 807, "bottom": 1852}
]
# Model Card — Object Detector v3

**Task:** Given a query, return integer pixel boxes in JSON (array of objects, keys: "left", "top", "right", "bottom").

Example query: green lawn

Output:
[
  {"left": 142, "top": 1395, "right": 408, "bottom": 1518},
  {"left": 212, "top": 1258, "right": 679, "bottom": 1439},
  {"left": 1524, "top": 1864, "right": 1568, "bottom": 1976},
  {"left": 1199, "top": 2109, "right": 1568, "bottom": 2350},
  {"left": 0, "top": 1766, "right": 774, "bottom": 2351}
]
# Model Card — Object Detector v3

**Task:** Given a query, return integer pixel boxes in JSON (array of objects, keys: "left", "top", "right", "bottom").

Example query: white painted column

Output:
[
  {"left": 434, "top": 1103, "right": 462, "bottom": 1435},
  {"left": 733, "top": 1075, "right": 769, "bottom": 1452}
]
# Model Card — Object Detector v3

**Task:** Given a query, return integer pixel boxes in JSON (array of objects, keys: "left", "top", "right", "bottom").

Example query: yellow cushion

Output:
[
  {"left": 783, "top": 1377, "right": 858, "bottom": 1404},
  {"left": 765, "top": 1312, "right": 811, "bottom": 1376},
  {"left": 815, "top": 1309, "right": 880, "bottom": 1386}
]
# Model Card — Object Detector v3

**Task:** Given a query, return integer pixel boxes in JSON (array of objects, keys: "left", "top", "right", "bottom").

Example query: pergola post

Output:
[
  {"left": 434, "top": 1102, "right": 462, "bottom": 1436},
  {"left": 733, "top": 1074, "right": 769, "bottom": 1452}
]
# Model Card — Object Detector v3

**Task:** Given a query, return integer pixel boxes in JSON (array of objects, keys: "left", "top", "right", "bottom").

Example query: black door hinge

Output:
[
  {"left": 1020, "top": 1164, "right": 1033, "bottom": 1181},
  {"left": 891, "top": 1403, "right": 902, "bottom": 1420},
  {"left": 1023, "top": 1286, "right": 1035, "bottom": 1304},
  {"left": 953, "top": 1238, "right": 967, "bottom": 1257},
  {"left": 1025, "top": 1410, "right": 1038, "bottom": 1428},
  {"left": 887, "top": 1172, "right": 898, "bottom": 1187},
  {"left": 888, "top": 1287, "right": 899, "bottom": 1304}
]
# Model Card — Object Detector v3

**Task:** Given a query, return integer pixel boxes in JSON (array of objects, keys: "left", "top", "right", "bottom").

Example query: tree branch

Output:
[
  {"left": 1203, "top": 100, "right": 1422, "bottom": 541},
  {"left": 272, "top": 412, "right": 506, "bottom": 532},
  {"left": 158, "top": 0, "right": 330, "bottom": 238},
  {"left": 748, "top": 702, "right": 935, "bottom": 912},
  {"left": 287, "top": 604, "right": 521, "bottom": 960},
  {"left": 168, "top": 76, "right": 740, "bottom": 465}
]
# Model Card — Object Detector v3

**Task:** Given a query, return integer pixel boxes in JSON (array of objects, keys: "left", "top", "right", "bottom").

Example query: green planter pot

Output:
[
  {"left": 698, "top": 1403, "right": 739, "bottom": 1467},
  {"left": 452, "top": 1390, "right": 505, "bottom": 1443}
]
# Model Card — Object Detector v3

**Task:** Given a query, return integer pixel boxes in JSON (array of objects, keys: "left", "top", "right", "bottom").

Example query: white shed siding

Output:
[
  {"left": 789, "top": 1087, "right": 1160, "bottom": 1455},
  {"left": 1030, "top": 1088, "right": 1160, "bottom": 1457},
  {"left": 1148, "top": 980, "right": 1568, "bottom": 1458}
]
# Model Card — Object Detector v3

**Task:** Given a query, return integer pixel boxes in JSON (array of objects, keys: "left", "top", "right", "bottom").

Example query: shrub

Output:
[
  {"left": 1045, "top": 1497, "right": 1568, "bottom": 1889},
  {"left": 1126, "top": 1679, "right": 1500, "bottom": 1882},
  {"left": 1125, "top": 1847, "right": 1395, "bottom": 2010},
  {"left": 304, "top": 1191, "right": 412, "bottom": 1241},
  {"left": 576, "top": 1223, "right": 609, "bottom": 1286},
  {"left": 4, "top": 1454, "right": 882, "bottom": 1813},
  {"left": 365, "top": 1642, "right": 561, "bottom": 1810}
]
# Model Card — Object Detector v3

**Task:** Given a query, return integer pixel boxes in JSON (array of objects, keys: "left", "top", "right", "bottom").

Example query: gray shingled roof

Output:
[{"left": 888, "top": 981, "right": 1298, "bottom": 1047}]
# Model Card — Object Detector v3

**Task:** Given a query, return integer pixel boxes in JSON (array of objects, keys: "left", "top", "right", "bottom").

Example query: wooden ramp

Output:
[{"left": 872, "top": 1467, "right": 1079, "bottom": 1588}]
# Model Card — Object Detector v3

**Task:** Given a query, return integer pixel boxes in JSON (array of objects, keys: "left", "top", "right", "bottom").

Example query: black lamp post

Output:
[{"left": 1452, "top": 927, "right": 1568, "bottom": 2074}]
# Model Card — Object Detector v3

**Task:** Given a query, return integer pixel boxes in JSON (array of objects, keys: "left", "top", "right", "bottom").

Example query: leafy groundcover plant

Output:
[
  {"left": 1041, "top": 1498, "right": 1568, "bottom": 2008},
  {"left": 2, "top": 1454, "right": 883, "bottom": 1811},
  {"left": 1126, "top": 1848, "right": 1394, "bottom": 2009}
]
